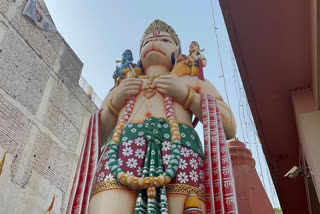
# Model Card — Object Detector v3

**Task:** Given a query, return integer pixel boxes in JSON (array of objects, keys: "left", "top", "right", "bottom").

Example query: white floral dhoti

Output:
[{"left": 91, "top": 117, "right": 206, "bottom": 203}]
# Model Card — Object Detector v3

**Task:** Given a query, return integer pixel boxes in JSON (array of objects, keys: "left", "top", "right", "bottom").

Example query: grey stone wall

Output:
[
  {"left": 0, "top": 28, "right": 50, "bottom": 114},
  {"left": 0, "top": 1, "right": 98, "bottom": 213},
  {"left": 0, "top": 0, "right": 11, "bottom": 15},
  {"left": 0, "top": 92, "right": 32, "bottom": 178}
]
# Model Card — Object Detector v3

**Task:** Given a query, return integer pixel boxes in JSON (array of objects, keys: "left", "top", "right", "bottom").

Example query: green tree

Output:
[{"left": 274, "top": 208, "right": 283, "bottom": 214}]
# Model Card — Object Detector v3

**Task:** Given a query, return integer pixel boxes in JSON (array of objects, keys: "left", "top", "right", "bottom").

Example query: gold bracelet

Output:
[
  {"left": 216, "top": 96, "right": 224, "bottom": 101},
  {"left": 107, "top": 99, "right": 119, "bottom": 116},
  {"left": 184, "top": 88, "right": 194, "bottom": 109}
]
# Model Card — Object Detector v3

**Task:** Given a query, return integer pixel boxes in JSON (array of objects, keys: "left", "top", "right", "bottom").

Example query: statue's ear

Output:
[
  {"left": 171, "top": 52, "right": 176, "bottom": 66},
  {"left": 137, "top": 60, "right": 144, "bottom": 74}
]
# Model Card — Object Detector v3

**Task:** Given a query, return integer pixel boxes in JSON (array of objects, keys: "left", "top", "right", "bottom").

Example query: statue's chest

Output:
[{"left": 139, "top": 76, "right": 198, "bottom": 99}]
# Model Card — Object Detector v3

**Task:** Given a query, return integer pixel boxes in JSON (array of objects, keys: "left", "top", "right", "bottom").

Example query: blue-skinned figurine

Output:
[{"left": 113, "top": 50, "right": 137, "bottom": 83}]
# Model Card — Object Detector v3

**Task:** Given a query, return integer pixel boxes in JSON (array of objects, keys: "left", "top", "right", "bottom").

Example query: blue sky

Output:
[{"left": 45, "top": 0, "right": 280, "bottom": 208}]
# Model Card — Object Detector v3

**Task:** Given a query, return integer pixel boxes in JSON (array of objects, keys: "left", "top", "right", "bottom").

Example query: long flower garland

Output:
[{"left": 107, "top": 95, "right": 181, "bottom": 198}]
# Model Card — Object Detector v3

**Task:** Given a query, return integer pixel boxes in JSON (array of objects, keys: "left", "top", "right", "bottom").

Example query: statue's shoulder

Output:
[
  {"left": 179, "top": 75, "right": 201, "bottom": 85},
  {"left": 201, "top": 78, "right": 215, "bottom": 87},
  {"left": 198, "top": 78, "right": 221, "bottom": 97},
  {"left": 199, "top": 54, "right": 206, "bottom": 60}
]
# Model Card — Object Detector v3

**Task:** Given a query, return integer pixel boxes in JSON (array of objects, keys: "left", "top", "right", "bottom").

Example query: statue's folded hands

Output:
[
  {"left": 111, "top": 78, "right": 143, "bottom": 111},
  {"left": 154, "top": 74, "right": 189, "bottom": 104}
]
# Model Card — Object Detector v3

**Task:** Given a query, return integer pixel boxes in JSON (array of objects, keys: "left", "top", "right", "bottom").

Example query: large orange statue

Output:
[{"left": 67, "top": 20, "right": 238, "bottom": 214}]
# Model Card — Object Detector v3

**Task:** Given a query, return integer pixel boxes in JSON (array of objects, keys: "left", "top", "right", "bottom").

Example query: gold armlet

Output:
[
  {"left": 216, "top": 96, "right": 224, "bottom": 101},
  {"left": 184, "top": 88, "right": 195, "bottom": 109},
  {"left": 107, "top": 99, "right": 119, "bottom": 116}
]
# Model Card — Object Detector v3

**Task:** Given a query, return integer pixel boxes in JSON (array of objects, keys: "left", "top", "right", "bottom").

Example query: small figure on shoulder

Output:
[
  {"left": 172, "top": 41, "right": 206, "bottom": 80},
  {"left": 113, "top": 49, "right": 142, "bottom": 86}
]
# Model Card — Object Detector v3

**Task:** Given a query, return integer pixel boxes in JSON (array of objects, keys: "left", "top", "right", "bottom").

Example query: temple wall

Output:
[{"left": 0, "top": 0, "right": 98, "bottom": 213}]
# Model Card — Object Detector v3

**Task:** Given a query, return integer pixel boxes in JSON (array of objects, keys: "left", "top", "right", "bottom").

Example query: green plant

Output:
[{"left": 274, "top": 208, "right": 283, "bottom": 214}]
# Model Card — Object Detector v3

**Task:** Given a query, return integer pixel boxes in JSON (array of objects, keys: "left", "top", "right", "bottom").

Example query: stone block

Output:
[
  {"left": 0, "top": 147, "right": 20, "bottom": 214},
  {"left": 0, "top": 93, "right": 32, "bottom": 178},
  {"left": 49, "top": 81, "right": 86, "bottom": 130},
  {"left": 0, "top": 0, "right": 11, "bottom": 15},
  {"left": 0, "top": 21, "right": 8, "bottom": 43},
  {"left": 10, "top": 3, "right": 63, "bottom": 68},
  {"left": 15, "top": 172, "right": 63, "bottom": 214},
  {"left": 71, "top": 86, "right": 98, "bottom": 113},
  {"left": 0, "top": 2, "right": 99, "bottom": 213},
  {"left": 43, "top": 102, "right": 80, "bottom": 152},
  {"left": 0, "top": 152, "right": 64, "bottom": 214},
  {"left": 0, "top": 29, "right": 49, "bottom": 114},
  {"left": 23, "top": 131, "right": 76, "bottom": 193},
  {"left": 58, "top": 42, "right": 83, "bottom": 88}
]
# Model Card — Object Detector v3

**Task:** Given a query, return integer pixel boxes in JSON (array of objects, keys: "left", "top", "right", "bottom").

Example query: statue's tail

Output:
[
  {"left": 66, "top": 110, "right": 102, "bottom": 214},
  {"left": 201, "top": 94, "right": 238, "bottom": 214}
]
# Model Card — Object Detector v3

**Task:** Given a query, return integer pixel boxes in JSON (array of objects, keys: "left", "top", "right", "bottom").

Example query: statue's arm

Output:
[
  {"left": 200, "top": 55, "right": 207, "bottom": 67},
  {"left": 197, "top": 79, "right": 236, "bottom": 140},
  {"left": 100, "top": 78, "right": 143, "bottom": 145},
  {"left": 155, "top": 75, "right": 235, "bottom": 139}
]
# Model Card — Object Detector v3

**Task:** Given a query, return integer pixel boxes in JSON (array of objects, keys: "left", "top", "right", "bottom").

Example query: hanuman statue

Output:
[{"left": 67, "top": 20, "right": 238, "bottom": 214}]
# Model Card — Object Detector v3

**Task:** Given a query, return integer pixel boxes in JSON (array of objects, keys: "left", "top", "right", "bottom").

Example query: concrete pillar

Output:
[{"left": 228, "top": 139, "right": 274, "bottom": 214}]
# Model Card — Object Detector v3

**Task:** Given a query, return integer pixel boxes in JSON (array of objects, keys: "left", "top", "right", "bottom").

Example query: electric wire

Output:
[{"left": 210, "top": 1, "right": 253, "bottom": 213}]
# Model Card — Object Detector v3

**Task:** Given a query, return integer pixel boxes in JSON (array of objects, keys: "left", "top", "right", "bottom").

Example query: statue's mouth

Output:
[{"left": 144, "top": 48, "right": 166, "bottom": 57}]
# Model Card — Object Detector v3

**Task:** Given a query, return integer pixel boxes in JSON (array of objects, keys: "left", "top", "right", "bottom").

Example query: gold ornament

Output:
[
  {"left": 147, "top": 186, "right": 156, "bottom": 199},
  {"left": 0, "top": 152, "right": 6, "bottom": 176},
  {"left": 45, "top": 194, "right": 55, "bottom": 214},
  {"left": 140, "top": 19, "right": 180, "bottom": 50},
  {"left": 107, "top": 99, "right": 120, "bottom": 116},
  {"left": 143, "top": 76, "right": 156, "bottom": 99},
  {"left": 138, "top": 73, "right": 169, "bottom": 99},
  {"left": 184, "top": 88, "right": 195, "bottom": 109}
]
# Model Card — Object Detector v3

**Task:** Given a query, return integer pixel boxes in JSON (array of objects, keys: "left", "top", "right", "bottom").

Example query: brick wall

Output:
[{"left": 0, "top": 0, "right": 98, "bottom": 213}]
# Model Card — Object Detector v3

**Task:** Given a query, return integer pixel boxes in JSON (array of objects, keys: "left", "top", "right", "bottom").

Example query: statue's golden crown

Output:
[{"left": 140, "top": 19, "right": 180, "bottom": 48}]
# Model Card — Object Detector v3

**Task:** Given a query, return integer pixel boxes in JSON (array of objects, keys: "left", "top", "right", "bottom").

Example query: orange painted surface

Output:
[{"left": 145, "top": 112, "right": 152, "bottom": 118}]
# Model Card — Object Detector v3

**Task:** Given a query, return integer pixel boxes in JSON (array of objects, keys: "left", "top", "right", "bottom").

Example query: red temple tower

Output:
[{"left": 228, "top": 139, "right": 274, "bottom": 213}]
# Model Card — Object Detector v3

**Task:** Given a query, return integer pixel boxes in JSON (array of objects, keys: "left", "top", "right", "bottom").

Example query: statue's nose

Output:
[{"left": 151, "top": 39, "right": 158, "bottom": 47}]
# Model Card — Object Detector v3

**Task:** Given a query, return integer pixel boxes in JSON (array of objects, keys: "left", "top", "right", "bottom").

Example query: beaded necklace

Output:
[{"left": 107, "top": 76, "right": 181, "bottom": 199}]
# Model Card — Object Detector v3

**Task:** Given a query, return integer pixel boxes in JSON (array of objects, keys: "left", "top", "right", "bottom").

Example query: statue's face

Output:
[
  {"left": 189, "top": 42, "right": 199, "bottom": 53},
  {"left": 140, "top": 32, "right": 177, "bottom": 70},
  {"left": 122, "top": 50, "right": 133, "bottom": 62}
]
